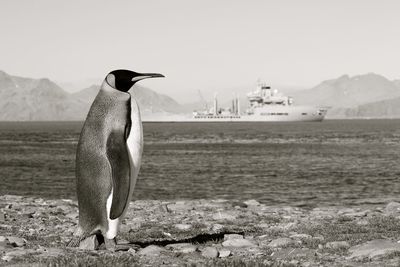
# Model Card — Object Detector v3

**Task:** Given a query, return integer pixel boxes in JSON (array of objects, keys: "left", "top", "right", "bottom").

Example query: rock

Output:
[
  {"left": 201, "top": 246, "right": 218, "bottom": 258},
  {"left": 384, "top": 202, "right": 400, "bottom": 215},
  {"left": 325, "top": 241, "right": 350, "bottom": 249},
  {"left": 348, "top": 239, "right": 400, "bottom": 259},
  {"left": 268, "top": 238, "right": 293, "bottom": 248},
  {"left": 223, "top": 234, "right": 243, "bottom": 241},
  {"left": 166, "top": 243, "right": 197, "bottom": 253},
  {"left": 218, "top": 249, "right": 231, "bottom": 258},
  {"left": 38, "top": 248, "right": 64, "bottom": 257},
  {"left": 243, "top": 199, "right": 260, "bottom": 206},
  {"left": 271, "top": 248, "right": 316, "bottom": 260},
  {"left": 167, "top": 201, "right": 192, "bottom": 212},
  {"left": 212, "top": 211, "right": 236, "bottom": 221},
  {"left": 174, "top": 224, "right": 192, "bottom": 230},
  {"left": 222, "top": 238, "right": 256, "bottom": 248},
  {"left": 128, "top": 248, "right": 136, "bottom": 254},
  {"left": 0, "top": 236, "right": 11, "bottom": 250},
  {"left": 139, "top": 245, "right": 165, "bottom": 256},
  {"left": 7, "top": 236, "right": 26, "bottom": 247},
  {"left": 79, "top": 235, "right": 99, "bottom": 250},
  {"left": 2, "top": 249, "right": 35, "bottom": 262},
  {"left": 212, "top": 224, "right": 224, "bottom": 232},
  {"left": 290, "top": 234, "right": 312, "bottom": 240},
  {"left": 0, "top": 212, "right": 5, "bottom": 222}
]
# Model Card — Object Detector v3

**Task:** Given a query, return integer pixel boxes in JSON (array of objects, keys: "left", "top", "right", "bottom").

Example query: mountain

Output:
[
  {"left": 73, "top": 84, "right": 181, "bottom": 115},
  {"left": 342, "top": 96, "right": 400, "bottom": 118},
  {"left": 292, "top": 73, "right": 400, "bottom": 109},
  {"left": 0, "top": 71, "right": 182, "bottom": 121}
]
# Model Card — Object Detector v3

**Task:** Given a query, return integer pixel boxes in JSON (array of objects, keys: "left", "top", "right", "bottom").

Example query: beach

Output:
[{"left": 2, "top": 195, "right": 400, "bottom": 266}]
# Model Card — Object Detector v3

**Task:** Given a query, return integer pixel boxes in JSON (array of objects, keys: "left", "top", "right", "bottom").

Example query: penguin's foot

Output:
[{"left": 104, "top": 238, "right": 117, "bottom": 251}]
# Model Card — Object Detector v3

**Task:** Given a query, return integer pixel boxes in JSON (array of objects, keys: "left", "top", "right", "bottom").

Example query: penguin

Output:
[{"left": 68, "top": 69, "right": 164, "bottom": 250}]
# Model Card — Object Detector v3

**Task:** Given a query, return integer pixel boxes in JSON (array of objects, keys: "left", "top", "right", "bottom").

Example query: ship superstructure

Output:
[{"left": 192, "top": 83, "right": 328, "bottom": 122}]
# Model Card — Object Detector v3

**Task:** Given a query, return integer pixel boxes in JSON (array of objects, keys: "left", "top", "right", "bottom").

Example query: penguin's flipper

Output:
[{"left": 107, "top": 129, "right": 131, "bottom": 220}]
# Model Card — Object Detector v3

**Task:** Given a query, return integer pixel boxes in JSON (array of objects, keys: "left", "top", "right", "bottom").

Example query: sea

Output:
[{"left": 1, "top": 120, "right": 400, "bottom": 208}]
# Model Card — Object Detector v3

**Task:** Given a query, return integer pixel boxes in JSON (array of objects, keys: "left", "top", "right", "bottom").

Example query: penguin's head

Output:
[{"left": 106, "top": 69, "right": 164, "bottom": 92}]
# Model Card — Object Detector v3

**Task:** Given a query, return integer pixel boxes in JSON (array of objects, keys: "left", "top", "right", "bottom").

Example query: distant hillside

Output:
[
  {"left": 73, "top": 84, "right": 181, "bottom": 115},
  {"left": 0, "top": 70, "right": 182, "bottom": 121},
  {"left": 292, "top": 73, "right": 400, "bottom": 109},
  {"left": 343, "top": 96, "right": 400, "bottom": 118}
]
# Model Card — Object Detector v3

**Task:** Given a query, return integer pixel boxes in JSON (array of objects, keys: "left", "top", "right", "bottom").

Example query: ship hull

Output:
[{"left": 143, "top": 106, "right": 327, "bottom": 122}]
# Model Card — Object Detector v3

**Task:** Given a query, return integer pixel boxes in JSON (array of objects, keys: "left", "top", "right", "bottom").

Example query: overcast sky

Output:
[{"left": 1, "top": 0, "right": 400, "bottom": 103}]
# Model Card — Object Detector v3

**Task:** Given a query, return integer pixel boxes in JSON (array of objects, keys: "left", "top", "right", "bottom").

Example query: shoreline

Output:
[{"left": 2, "top": 195, "right": 400, "bottom": 266}]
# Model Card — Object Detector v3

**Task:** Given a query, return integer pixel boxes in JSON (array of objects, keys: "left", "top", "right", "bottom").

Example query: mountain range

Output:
[
  {"left": 0, "top": 70, "right": 400, "bottom": 120},
  {"left": 0, "top": 70, "right": 180, "bottom": 121}
]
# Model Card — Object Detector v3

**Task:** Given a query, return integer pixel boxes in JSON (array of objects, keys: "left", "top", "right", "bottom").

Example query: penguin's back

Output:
[{"left": 76, "top": 85, "right": 131, "bottom": 234}]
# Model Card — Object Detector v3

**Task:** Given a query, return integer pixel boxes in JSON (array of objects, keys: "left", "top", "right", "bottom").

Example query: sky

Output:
[{"left": 1, "top": 0, "right": 400, "bottom": 103}]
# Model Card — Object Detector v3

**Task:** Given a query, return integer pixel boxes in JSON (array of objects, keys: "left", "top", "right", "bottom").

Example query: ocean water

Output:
[{"left": 1, "top": 120, "right": 400, "bottom": 207}]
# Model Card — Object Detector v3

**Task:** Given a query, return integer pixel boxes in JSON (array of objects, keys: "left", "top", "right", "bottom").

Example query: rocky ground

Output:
[{"left": 2, "top": 195, "right": 400, "bottom": 266}]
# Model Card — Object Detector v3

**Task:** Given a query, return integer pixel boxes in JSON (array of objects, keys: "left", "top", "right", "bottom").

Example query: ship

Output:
[{"left": 192, "top": 83, "right": 328, "bottom": 122}]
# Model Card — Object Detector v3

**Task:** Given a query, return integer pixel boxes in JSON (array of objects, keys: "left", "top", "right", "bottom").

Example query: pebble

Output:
[
  {"left": 2, "top": 249, "right": 35, "bottom": 262},
  {"left": 167, "top": 202, "right": 193, "bottom": 212},
  {"left": 222, "top": 238, "right": 256, "bottom": 248},
  {"left": 7, "top": 236, "right": 26, "bottom": 247},
  {"left": 348, "top": 239, "right": 400, "bottom": 259},
  {"left": 224, "top": 234, "right": 243, "bottom": 241},
  {"left": 325, "top": 241, "right": 350, "bottom": 249},
  {"left": 166, "top": 243, "right": 197, "bottom": 253},
  {"left": 268, "top": 237, "right": 293, "bottom": 248},
  {"left": 218, "top": 249, "right": 231, "bottom": 258},
  {"left": 201, "top": 246, "right": 219, "bottom": 258},
  {"left": 384, "top": 202, "right": 400, "bottom": 215},
  {"left": 290, "top": 234, "right": 312, "bottom": 239},
  {"left": 139, "top": 245, "right": 165, "bottom": 256},
  {"left": 212, "top": 211, "right": 236, "bottom": 221},
  {"left": 212, "top": 224, "right": 224, "bottom": 232},
  {"left": 243, "top": 199, "right": 260, "bottom": 206},
  {"left": 174, "top": 223, "right": 192, "bottom": 230}
]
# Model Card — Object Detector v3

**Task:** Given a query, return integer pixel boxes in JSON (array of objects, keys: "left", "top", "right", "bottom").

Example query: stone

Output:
[
  {"left": 166, "top": 243, "right": 197, "bottom": 253},
  {"left": 223, "top": 234, "right": 243, "bottom": 241},
  {"left": 290, "top": 234, "right": 312, "bottom": 240},
  {"left": 212, "top": 211, "right": 236, "bottom": 221},
  {"left": 243, "top": 199, "right": 260, "bottom": 206},
  {"left": 128, "top": 248, "right": 136, "bottom": 254},
  {"left": 271, "top": 248, "right": 316, "bottom": 260},
  {"left": 325, "top": 241, "right": 350, "bottom": 249},
  {"left": 139, "top": 245, "right": 165, "bottom": 256},
  {"left": 348, "top": 239, "right": 400, "bottom": 259},
  {"left": 38, "top": 248, "right": 64, "bottom": 257},
  {"left": 79, "top": 235, "right": 99, "bottom": 250},
  {"left": 0, "top": 236, "right": 11, "bottom": 251},
  {"left": 384, "top": 202, "right": 400, "bottom": 215},
  {"left": 222, "top": 238, "right": 256, "bottom": 248},
  {"left": 201, "top": 246, "right": 218, "bottom": 258},
  {"left": 267, "top": 237, "right": 293, "bottom": 248},
  {"left": 2, "top": 249, "right": 35, "bottom": 262},
  {"left": 218, "top": 249, "right": 231, "bottom": 258},
  {"left": 167, "top": 201, "right": 192, "bottom": 212},
  {"left": 7, "top": 236, "right": 26, "bottom": 247},
  {"left": 212, "top": 224, "right": 224, "bottom": 232},
  {"left": 0, "top": 212, "right": 5, "bottom": 222},
  {"left": 174, "top": 224, "right": 192, "bottom": 230}
]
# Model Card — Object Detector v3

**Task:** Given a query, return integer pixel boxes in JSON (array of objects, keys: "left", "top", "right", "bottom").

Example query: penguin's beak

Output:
[{"left": 131, "top": 73, "right": 165, "bottom": 83}]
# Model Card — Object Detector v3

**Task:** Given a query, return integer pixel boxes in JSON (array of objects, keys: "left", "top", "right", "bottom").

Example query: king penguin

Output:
[{"left": 69, "top": 69, "right": 164, "bottom": 249}]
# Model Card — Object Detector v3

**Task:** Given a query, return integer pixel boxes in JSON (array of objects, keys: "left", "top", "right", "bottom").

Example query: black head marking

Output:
[{"left": 107, "top": 69, "right": 164, "bottom": 92}]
